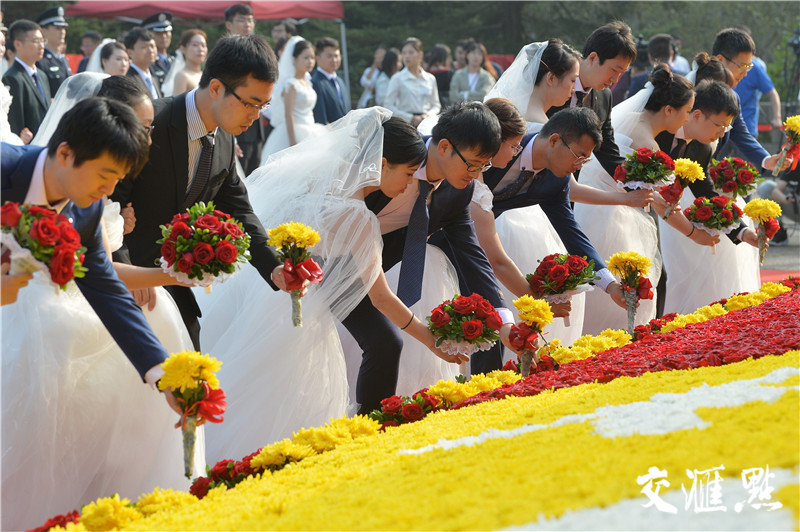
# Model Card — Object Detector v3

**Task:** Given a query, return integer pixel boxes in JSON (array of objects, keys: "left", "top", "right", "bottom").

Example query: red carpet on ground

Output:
[{"left": 762, "top": 269, "right": 800, "bottom": 284}]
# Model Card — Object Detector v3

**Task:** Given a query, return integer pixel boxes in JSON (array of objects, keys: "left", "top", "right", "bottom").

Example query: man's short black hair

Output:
[
  {"left": 275, "top": 19, "right": 296, "bottom": 35},
  {"left": 712, "top": 27, "right": 756, "bottom": 58},
  {"left": 432, "top": 101, "right": 501, "bottom": 159},
  {"left": 693, "top": 80, "right": 739, "bottom": 118},
  {"left": 647, "top": 33, "right": 674, "bottom": 63},
  {"left": 225, "top": 3, "right": 253, "bottom": 22},
  {"left": 47, "top": 97, "right": 150, "bottom": 178},
  {"left": 123, "top": 27, "right": 155, "bottom": 50},
  {"left": 199, "top": 33, "right": 278, "bottom": 90},
  {"left": 315, "top": 36, "right": 340, "bottom": 54},
  {"left": 582, "top": 21, "right": 637, "bottom": 64},
  {"left": 81, "top": 30, "right": 103, "bottom": 43},
  {"left": 7, "top": 20, "right": 40, "bottom": 53},
  {"left": 540, "top": 107, "right": 602, "bottom": 148}
]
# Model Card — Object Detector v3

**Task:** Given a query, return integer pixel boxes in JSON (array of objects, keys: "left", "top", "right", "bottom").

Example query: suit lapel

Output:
[{"left": 15, "top": 64, "right": 48, "bottom": 109}]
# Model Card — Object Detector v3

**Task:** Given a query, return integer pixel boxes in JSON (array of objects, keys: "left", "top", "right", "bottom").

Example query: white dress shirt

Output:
[{"left": 383, "top": 67, "right": 440, "bottom": 122}]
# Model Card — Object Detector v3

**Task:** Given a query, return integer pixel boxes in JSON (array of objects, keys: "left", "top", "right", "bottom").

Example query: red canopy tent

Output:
[{"left": 65, "top": 1, "right": 350, "bottom": 99}]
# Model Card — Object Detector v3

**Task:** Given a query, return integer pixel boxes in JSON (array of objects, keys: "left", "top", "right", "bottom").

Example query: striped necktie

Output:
[{"left": 185, "top": 134, "right": 214, "bottom": 208}]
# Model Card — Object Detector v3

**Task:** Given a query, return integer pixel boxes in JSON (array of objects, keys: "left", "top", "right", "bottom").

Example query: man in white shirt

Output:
[
  {"left": 311, "top": 36, "right": 348, "bottom": 124},
  {"left": 2, "top": 19, "right": 50, "bottom": 138}
]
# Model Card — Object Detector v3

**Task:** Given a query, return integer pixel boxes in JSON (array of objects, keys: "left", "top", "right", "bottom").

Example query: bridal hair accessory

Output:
[
  {"left": 158, "top": 351, "right": 227, "bottom": 479},
  {"left": 267, "top": 221, "right": 324, "bottom": 326},
  {"left": 607, "top": 251, "right": 654, "bottom": 334},
  {"left": 1, "top": 202, "right": 88, "bottom": 291},
  {"left": 743, "top": 198, "right": 782, "bottom": 264},
  {"left": 509, "top": 295, "right": 554, "bottom": 377}
]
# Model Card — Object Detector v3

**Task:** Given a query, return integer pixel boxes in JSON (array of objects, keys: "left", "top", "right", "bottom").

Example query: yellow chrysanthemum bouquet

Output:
[
  {"left": 773, "top": 114, "right": 800, "bottom": 176},
  {"left": 743, "top": 198, "right": 783, "bottom": 264},
  {"left": 607, "top": 251, "right": 653, "bottom": 334},
  {"left": 158, "top": 351, "right": 226, "bottom": 478},
  {"left": 267, "top": 222, "right": 324, "bottom": 326},
  {"left": 660, "top": 158, "right": 705, "bottom": 221},
  {"left": 508, "top": 295, "right": 554, "bottom": 376}
]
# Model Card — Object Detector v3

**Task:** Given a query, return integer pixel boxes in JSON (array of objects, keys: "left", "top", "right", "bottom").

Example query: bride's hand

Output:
[
  {"left": 430, "top": 344, "right": 470, "bottom": 365},
  {"left": 623, "top": 188, "right": 654, "bottom": 208}
]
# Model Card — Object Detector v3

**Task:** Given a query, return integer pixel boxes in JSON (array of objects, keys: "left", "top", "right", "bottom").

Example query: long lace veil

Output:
[
  {"left": 484, "top": 41, "right": 547, "bottom": 120},
  {"left": 610, "top": 80, "right": 655, "bottom": 141},
  {"left": 31, "top": 72, "right": 108, "bottom": 146}
]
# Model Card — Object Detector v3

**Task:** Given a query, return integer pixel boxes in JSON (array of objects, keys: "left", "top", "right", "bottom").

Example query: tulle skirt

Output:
[
  {"left": 494, "top": 205, "right": 587, "bottom": 350},
  {"left": 1, "top": 277, "right": 200, "bottom": 531},
  {"left": 660, "top": 190, "right": 760, "bottom": 314}
]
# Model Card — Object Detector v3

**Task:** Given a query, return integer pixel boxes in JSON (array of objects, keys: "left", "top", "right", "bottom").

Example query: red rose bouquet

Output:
[
  {"left": 613, "top": 147, "right": 675, "bottom": 206},
  {"left": 708, "top": 156, "right": 761, "bottom": 199},
  {"left": 743, "top": 198, "right": 782, "bottom": 264},
  {"left": 368, "top": 389, "right": 441, "bottom": 429},
  {"left": 684, "top": 196, "right": 743, "bottom": 254},
  {"left": 659, "top": 158, "right": 706, "bottom": 221},
  {"left": 0, "top": 201, "right": 88, "bottom": 290},
  {"left": 266, "top": 221, "right": 324, "bottom": 327},
  {"left": 426, "top": 293, "right": 503, "bottom": 357},
  {"left": 526, "top": 252, "right": 599, "bottom": 326},
  {"left": 157, "top": 201, "right": 251, "bottom": 288},
  {"left": 607, "top": 251, "right": 654, "bottom": 334},
  {"left": 508, "top": 295, "right": 554, "bottom": 376},
  {"left": 158, "top": 351, "right": 227, "bottom": 478},
  {"left": 773, "top": 115, "right": 800, "bottom": 176}
]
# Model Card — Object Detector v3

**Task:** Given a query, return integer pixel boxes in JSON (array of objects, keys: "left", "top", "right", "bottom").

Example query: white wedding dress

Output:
[
  {"left": 198, "top": 108, "right": 393, "bottom": 464},
  {"left": 660, "top": 189, "right": 760, "bottom": 314},
  {"left": 1, "top": 202, "right": 202, "bottom": 531}
]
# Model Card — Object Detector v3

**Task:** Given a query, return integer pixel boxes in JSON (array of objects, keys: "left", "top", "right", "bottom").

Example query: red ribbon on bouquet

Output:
[
  {"left": 282, "top": 257, "right": 324, "bottom": 291},
  {"left": 781, "top": 142, "right": 800, "bottom": 171}
]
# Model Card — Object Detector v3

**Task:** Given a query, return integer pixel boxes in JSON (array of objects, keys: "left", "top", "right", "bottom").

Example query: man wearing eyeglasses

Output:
[
  {"left": 3, "top": 19, "right": 50, "bottom": 138},
  {"left": 111, "top": 34, "right": 300, "bottom": 351},
  {"left": 711, "top": 28, "right": 791, "bottom": 173}
]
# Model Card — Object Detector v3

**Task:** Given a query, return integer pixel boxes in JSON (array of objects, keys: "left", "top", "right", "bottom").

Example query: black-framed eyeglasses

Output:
[
  {"left": 702, "top": 112, "right": 733, "bottom": 133},
  {"left": 217, "top": 79, "right": 270, "bottom": 112},
  {"left": 561, "top": 138, "right": 592, "bottom": 166},
  {"left": 722, "top": 55, "right": 753, "bottom": 73},
  {"left": 143, "top": 124, "right": 155, "bottom": 136},
  {"left": 446, "top": 139, "right": 492, "bottom": 173}
]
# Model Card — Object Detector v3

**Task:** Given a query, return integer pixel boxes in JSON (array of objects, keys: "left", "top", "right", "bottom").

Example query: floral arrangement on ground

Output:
[{"left": 35, "top": 279, "right": 800, "bottom": 531}]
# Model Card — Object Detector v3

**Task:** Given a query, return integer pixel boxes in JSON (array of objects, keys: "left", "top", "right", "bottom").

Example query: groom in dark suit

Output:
[
  {"left": 1, "top": 97, "right": 176, "bottom": 400},
  {"left": 124, "top": 27, "right": 162, "bottom": 101},
  {"left": 548, "top": 21, "right": 637, "bottom": 179},
  {"left": 111, "top": 33, "right": 295, "bottom": 351},
  {"left": 345, "top": 101, "right": 520, "bottom": 414},
  {"left": 3, "top": 20, "right": 50, "bottom": 137},
  {"left": 311, "top": 37, "right": 348, "bottom": 124}
]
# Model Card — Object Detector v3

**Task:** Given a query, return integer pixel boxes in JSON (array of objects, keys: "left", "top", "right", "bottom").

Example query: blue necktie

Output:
[
  {"left": 32, "top": 72, "right": 46, "bottom": 103},
  {"left": 330, "top": 77, "right": 344, "bottom": 105},
  {"left": 143, "top": 75, "right": 158, "bottom": 100},
  {"left": 396, "top": 180, "right": 433, "bottom": 307}
]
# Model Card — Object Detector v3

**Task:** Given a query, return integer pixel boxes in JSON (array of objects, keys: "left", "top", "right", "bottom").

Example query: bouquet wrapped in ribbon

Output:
[
  {"left": 267, "top": 222, "right": 324, "bottom": 327},
  {"left": 426, "top": 293, "right": 503, "bottom": 357},
  {"left": 508, "top": 295, "right": 554, "bottom": 377},
  {"left": 157, "top": 202, "right": 251, "bottom": 288},
  {"left": 158, "top": 351, "right": 227, "bottom": 479},
  {"left": 613, "top": 147, "right": 675, "bottom": 195},
  {"left": 773, "top": 115, "right": 800, "bottom": 177},
  {"left": 709, "top": 156, "right": 760, "bottom": 199},
  {"left": 684, "top": 195, "right": 743, "bottom": 253},
  {"left": 526, "top": 253, "right": 599, "bottom": 326},
  {"left": 743, "top": 198, "right": 782, "bottom": 264},
  {"left": 0, "top": 201, "right": 88, "bottom": 290},
  {"left": 607, "top": 251, "right": 654, "bottom": 334},
  {"left": 659, "top": 158, "right": 705, "bottom": 221}
]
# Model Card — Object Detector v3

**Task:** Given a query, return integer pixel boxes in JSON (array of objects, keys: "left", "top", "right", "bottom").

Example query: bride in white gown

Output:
[
  {"left": 198, "top": 109, "right": 467, "bottom": 464},
  {"left": 2, "top": 74, "right": 202, "bottom": 531},
  {"left": 573, "top": 65, "right": 718, "bottom": 334},
  {"left": 260, "top": 36, "right": 326, "bottom": 165}
]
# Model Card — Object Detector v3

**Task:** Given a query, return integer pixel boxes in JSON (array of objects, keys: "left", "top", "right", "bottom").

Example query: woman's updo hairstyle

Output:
[
  {"left": 292, "top": 39, "right": 314, "bottom": 59},
  {"left": 382, "top": 116, "right": 427, "bottom": 167},
  {"left": 533, "top": 38, "right": 582, "bottom": 85},
  {"left": 693, "top": 51, "right": 735, "bottom": 87},
  {"left": 645, "top": 63, "right": 694, "bottom": 112}
]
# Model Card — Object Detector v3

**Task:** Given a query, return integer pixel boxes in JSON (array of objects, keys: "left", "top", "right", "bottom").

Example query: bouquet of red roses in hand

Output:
[
  {"left": 684, "top": 196, "right": 743, "bottom": 254},
  {"left": 508, "top": 295, "right": 554, "bottom": 377},
  {"left": 709, "top": 156, "right": 760, "bottom": 199},
  {"left": 743, "top": 198, "right": 782, "bottom": 264},
  {"left": 526, "top": 253, "right": 599, "bottom": 326},
  {"left": 613, "top": 147, "right": 675, "bottom": 196},
  {"left": 659, "top": 158, "right": 706, "bottom": 221},
  {"left": 607, "top": 252, "right": 654, "bottom": 334},
  {"left": 267, "top": 222, "right": 324, "bottom": 327},
  {"left": 0, "top": 202, "right": 87, "bottom": 290},
  {"left": 158, "top": 351, "right": 227, "bottom": 479},
  {"left": 157, "top": 201, "right": 251, "bottom": 288},
  {"left": 368, "top": 389, "right": 441, "bottom": 429},
  {"left": 772, "top": 115, "right": 800, "bottom": 177},
  {"left": 427, "top": 293, "right": 503, "bottom": 357}
]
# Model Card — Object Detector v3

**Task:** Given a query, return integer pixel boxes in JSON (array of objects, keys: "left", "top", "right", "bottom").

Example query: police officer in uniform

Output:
[
  {"left": 35, "top": 6, "right": 71, "bottom": 97},
  {"left": 142, "top": 12, "right": 173, "bottom": 87}
]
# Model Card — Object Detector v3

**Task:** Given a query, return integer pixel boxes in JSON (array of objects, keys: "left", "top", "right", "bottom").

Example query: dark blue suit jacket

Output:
[
  {"left": 480, "top": 132, "right": 606, "bottom": 270},
  {"left": 1, "top": 144, "right": 169, "bottom": 380},
  {"left": 713, "top": 92, "right": 768, "bottom": 172},
  {"left": 311, "top": 69, "right": 347, "bottom": 124}
]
